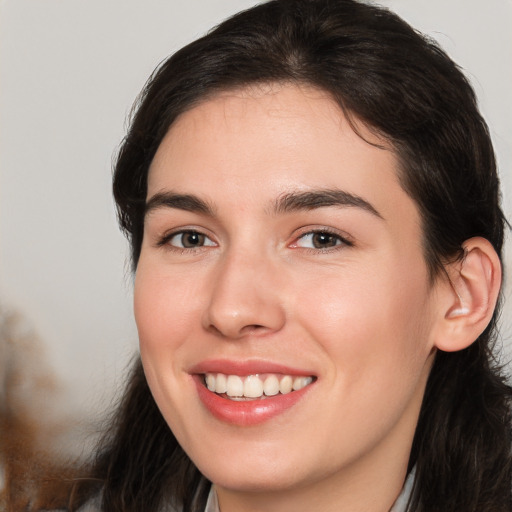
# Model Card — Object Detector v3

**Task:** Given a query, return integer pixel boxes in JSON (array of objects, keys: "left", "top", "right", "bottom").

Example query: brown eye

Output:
[
  {"left": 168, "top": 231, "right": 215, "bottom": 249},
  {"left": 294, "top": 231, "right": 348, "bottom": 250},
  {"left": 181, "top": 232, "right": 205, "bottom": 248},
  {"left": 311, "top": 232, "right": 339, "bottom": 248}
]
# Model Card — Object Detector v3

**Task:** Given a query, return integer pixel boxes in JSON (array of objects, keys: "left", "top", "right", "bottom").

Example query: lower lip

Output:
[{"left": 193, "top": 375, "right": 314, "bottom": 426}]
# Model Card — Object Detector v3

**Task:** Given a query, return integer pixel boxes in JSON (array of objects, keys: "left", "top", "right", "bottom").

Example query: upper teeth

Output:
[{"left": 204, "top": 373, "right": 314, "bottom": 399}]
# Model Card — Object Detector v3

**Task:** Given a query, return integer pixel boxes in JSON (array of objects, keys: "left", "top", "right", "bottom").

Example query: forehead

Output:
[{"left": 148, "top": 84, "right": 419, "bottom": 231}]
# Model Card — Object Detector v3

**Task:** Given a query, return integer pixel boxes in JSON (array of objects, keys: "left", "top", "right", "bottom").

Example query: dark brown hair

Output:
[{"left": 72, "top": 1, "right": 512, "bottom": 510}]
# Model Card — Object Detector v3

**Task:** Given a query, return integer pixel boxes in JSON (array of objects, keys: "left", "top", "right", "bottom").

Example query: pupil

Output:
[
  {"left": 183, "top": 232, "right": 204, "bottom": 248},
  {"left": 313, "top": 232, "right": 336, "bottom": 248}
]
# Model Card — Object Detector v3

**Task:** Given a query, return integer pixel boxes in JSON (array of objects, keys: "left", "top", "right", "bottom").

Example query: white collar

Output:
[
  {"left": 390, "top": 468, "right": 414, "bottom": 512},
  {"left": 204, "top": 486, "right": 219, "bottom": 512},
  {"left": 205, "top": 469, "right": 414, "bottom": 512}
]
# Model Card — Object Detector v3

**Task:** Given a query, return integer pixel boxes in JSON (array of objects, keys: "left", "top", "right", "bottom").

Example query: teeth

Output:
[
  {"left": 279, "top": 375, "right": 293, "bottom": 394},
  {"left": 244, "top": 375, "right": 264, "bottom": 398},
  {"left": 263, "top": 375, "right": 280, "bottom": 396},
  {"left": 206, "top": 373, "right": 216, "bottom": 392},
  {"left": 204, "top": 372, "right": 314, "bottom": 400},
  {"left": 226, "top": 375, "right": 244, "bottom": 397},
  {"left": 215, "top": 373, "right": 227, "bottom": 394},
  {"left": 293, "top": 376, "right": 313, "bottom": 391}
]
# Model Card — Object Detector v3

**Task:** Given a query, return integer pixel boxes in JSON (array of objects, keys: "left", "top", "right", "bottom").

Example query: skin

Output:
[{"left": 134, "top": 84, "right": 449, "bottom": 512}]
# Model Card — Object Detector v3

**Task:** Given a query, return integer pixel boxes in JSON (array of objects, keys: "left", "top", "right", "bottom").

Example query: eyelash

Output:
[
  {"left": 157, "top": 227, "right": 353, "bottom": 253},
  {"left": 291, "top": 228, "right": 354, "bottom": 252},
  {"left": 157, "top": 229, "right": 216, "bottom": 251}
]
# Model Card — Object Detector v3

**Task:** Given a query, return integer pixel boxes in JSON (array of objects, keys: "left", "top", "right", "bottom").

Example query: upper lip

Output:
[{"left": 189, "top": 359, "right": 316, "bottom": 377}]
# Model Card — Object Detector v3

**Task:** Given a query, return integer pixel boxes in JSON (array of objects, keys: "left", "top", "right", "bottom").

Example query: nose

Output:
[{"left": 202, "top": 250, "right": 286, "bottom": 339}]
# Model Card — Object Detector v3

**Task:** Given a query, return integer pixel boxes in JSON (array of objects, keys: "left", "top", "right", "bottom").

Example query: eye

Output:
[
  {"left": 293, "top": 230, "right": 350, "bottom": 249},
  {"left": 166, "top": 230, "right": 216, "bottom": 249}
]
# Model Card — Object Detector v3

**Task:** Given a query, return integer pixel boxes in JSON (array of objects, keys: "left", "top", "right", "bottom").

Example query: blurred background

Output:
[{"left": 1, "top": 0, "right": 511, "bottom": 461}]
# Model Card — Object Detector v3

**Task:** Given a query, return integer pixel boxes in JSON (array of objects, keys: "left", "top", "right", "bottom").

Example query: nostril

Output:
[
  {"left": 241, "top": 324, "right": 266, "bottom": 334},
  {"left": 207, "top": 324, "right": 223, "bottom": 336},
  {"left": 207, "top": 323, "right": 269, "bottom": 338}
]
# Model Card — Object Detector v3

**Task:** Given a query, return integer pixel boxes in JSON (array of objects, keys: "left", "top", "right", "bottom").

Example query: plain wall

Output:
[{"left": 1, "top": 0, "right": 511, "bottom": 453}]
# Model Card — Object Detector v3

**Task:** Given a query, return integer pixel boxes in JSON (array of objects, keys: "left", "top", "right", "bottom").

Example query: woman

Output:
[{"left": 67, "top": 0, "right": 512, "bottom": 510}]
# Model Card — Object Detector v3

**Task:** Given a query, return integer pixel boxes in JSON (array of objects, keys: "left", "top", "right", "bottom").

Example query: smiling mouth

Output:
[{"left": 203, "top": 373, "right": 315, "bottom": 401}]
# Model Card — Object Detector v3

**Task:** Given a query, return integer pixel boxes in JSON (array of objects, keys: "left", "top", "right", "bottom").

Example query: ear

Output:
[{"left": 433, "top": 237, "right": 502, "bottom": 352}]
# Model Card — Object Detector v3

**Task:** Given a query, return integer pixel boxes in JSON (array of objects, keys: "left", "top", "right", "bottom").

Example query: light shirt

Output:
[{"left": 204, "top": 469, "right": 415, "bottom": 512}]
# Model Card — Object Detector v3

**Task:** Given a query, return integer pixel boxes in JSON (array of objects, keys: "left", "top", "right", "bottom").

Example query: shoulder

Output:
[
  {"left": 60, "top": 492, "right": 182, "bottom": 512},
  {"left": 75, "top": 493, "right": 102, "bottom": 512},
  {"left": 43, "top": 484, "right": 210, "bottom": 512},
  {"left": 42, "top": 492, "right": 102, "bottom": 512}
]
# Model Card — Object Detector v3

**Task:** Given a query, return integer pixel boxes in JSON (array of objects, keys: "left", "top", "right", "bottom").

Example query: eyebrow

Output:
[
  {"left": 144, "top": 188, "right": 383, "bottom": 220},
  {"left": 145, "top": 192, "right": 215, "bottom": 217},
  {"left": 273, "top": 189, "right": 383, "bottom": 219}
]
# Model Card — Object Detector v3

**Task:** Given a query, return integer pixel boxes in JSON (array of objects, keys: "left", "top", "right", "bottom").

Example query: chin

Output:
[
  {"left": 202, "top": 463, "right": 305, "bottom": 493},
  {"left": 189, "top": 440, "right": 328, "bottom": 494}
]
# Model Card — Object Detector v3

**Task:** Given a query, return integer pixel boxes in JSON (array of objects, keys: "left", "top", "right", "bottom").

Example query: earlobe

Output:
[{"left": 434, "top": 237, "right": 501, "bottom": 352}]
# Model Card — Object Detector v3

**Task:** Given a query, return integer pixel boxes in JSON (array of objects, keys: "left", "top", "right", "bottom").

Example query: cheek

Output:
[
  {"left": 134, "top": 264, "right": 204, "bottom": 353},
  {"left": 133, "top": 262, "right": 206, "bottom": 435},
  {"left": 133, "top": 261, "right": 212, "bottom": 417},
  {"left": 291, "top": 262, "right": 435, "bottom": 454},
  {"left": 294, "top": 258, "right": 434, "bottom": 385}
]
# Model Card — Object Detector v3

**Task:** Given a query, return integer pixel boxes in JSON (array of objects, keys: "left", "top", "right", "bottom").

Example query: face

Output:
[{"left": 135, "top": 84, "right": 440, "bottom": 498}]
